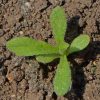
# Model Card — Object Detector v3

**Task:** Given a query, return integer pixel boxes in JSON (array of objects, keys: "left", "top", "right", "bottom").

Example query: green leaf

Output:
[
  {"left": 53, "top": 55, "right": 72, "bottom": 96},
  {"left": 68, "top": 34, "right": 90, "bottom": 55},
  {"left": 50, "top": 6, "right": 67, "bottom": 43},
  {"left": 6, "top": 37, "right": 59, "bottom": 56},
  {"left": 36, "top": 54, "right": 60, "bottom": 63},
  {"left": 58, "top": 41, "right": 69, "bottom": 55}
]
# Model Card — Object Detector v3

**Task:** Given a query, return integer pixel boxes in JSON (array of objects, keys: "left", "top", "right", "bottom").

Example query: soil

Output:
[{"left": 0, "top": 0, "right": 100, "bottom": 100}]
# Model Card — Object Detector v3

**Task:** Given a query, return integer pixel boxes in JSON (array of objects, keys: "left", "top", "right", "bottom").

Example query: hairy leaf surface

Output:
[
  {"left": 53, "top": 55, "right": 72, "bottom": 96},
  {"left": 68, "top": 35, "right": 90, "bottom": 54},
  {"left": 6, "top": 37, "right": 59, "bottom": 56},
  {"left": 50, "top": 6, "right": 67, "bottom": 43}
]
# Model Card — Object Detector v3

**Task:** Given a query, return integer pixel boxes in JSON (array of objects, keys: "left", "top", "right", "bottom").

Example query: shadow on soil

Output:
[
  {"left": 63, "top": 16, "right": 100, "bottom": 100},
  {"left": 36, "top": 16, "right": 100, "bottom": 100}
]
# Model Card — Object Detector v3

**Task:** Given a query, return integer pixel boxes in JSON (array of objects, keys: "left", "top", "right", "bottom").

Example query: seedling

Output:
[{"left": 6, "top": 6, "right": 90, "bottom": 96}]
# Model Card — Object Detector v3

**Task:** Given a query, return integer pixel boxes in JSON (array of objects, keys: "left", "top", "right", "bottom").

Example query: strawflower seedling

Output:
[{"left": 6, "top": 6, "right": 90, "bottom": 96}]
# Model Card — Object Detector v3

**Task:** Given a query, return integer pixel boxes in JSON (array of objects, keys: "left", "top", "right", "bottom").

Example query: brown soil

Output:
[{"left": 0, "top": 0, "right": 100, "bottom": 100}]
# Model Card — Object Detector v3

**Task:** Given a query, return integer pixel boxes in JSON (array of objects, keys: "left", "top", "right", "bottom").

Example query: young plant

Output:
[{"left": 6, "top": 6, "right": 90, "bottom": 96}]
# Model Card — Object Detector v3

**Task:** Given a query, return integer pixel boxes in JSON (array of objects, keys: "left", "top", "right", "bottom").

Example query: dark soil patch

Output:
[{"left": 0, "top": 0, "right": 100, "bottom": 100}]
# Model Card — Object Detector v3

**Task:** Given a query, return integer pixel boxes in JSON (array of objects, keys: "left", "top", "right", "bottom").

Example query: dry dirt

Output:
[{"left": 0, "top": 0, "right": 100, "bottom": 100}]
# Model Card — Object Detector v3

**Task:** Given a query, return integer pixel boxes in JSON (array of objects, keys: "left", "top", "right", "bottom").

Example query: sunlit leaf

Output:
[
  {"left": 53, "top": 55, "right": 72, "bottom": 96},
  {"left": 6, "top": 37, "right": 59, "bottom": 56},
  {"left": 50, "top": 6, "right": 67, "bottom": 43},
  {"left": 68, "top": 35, "right": 90, "bottom": 55}
]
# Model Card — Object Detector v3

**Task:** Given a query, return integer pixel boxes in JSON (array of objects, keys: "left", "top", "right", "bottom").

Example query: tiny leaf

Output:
[
  {"left": 36, "top": 54, "right": 60, "bottom": 63},
  {"left": 68, "top": 34, "right": 90, "bottom": 55},
  {"left": 58, "top": 41, "right": 69, "bottom": 55},
  {"left": 50, "top": 6, "right": 67, "bottom": 43},
  {"left": 53, "top": 55, "right": 72, "bottom": 96},
  {"left": 6, "top": 37, "right": 59, "bottom": 56}
]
